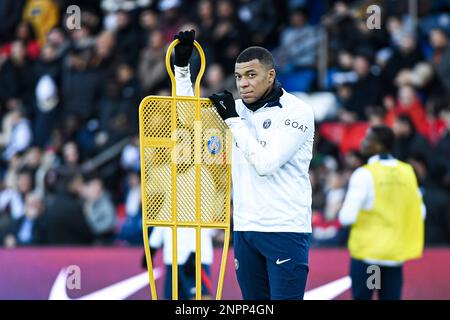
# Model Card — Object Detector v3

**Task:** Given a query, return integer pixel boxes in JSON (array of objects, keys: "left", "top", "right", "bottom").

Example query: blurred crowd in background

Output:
[{"left": 0, "top": 0, "right": 449, "bottom": 248}]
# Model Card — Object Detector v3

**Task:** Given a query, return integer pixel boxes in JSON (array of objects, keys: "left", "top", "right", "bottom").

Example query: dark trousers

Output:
[
  {"left": 350, "top": 258, "right": 403, "bottom": 300},
  {"left": 234, "top": 231, "right": 311, "bottom": 300}
]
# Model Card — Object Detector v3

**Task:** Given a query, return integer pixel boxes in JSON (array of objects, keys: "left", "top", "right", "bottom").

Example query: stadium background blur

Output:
[{"left": 0, "top": 0, "right": 449, "bottom": 250}]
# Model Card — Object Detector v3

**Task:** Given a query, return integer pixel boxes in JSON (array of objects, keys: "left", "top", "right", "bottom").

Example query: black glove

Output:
[
  {"left": 174, "top": 30, "right": 195, "bottom": 67},
  {"left": 209, "top": 90, "right": 239, "bottom": 121}
]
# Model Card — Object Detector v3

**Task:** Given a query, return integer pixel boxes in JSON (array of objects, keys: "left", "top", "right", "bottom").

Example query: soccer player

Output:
[
  {"left": 173, "top": 30, "right": 315, "bottom": 300},
  {"left": 338, "top": 125, "right": 425, "bottom": 300}
]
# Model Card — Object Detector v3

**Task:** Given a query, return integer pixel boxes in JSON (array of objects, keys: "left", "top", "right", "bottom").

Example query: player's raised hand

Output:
[{"left": 173, "top": 29, "right": 195, "bottom": 67}]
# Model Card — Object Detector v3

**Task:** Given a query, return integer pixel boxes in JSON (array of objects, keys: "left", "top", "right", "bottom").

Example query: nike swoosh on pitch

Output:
[
  {"left": 48, "top": 267, "right": 162, "bottom": 300},
  {"left": 304, "top": 276, "right": 351, "bottom": 300}
]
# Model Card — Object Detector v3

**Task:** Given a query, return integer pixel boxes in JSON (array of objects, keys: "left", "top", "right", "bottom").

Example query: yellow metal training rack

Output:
[{"left": 139, "top": 39, "right": 232, "bottom": 300}]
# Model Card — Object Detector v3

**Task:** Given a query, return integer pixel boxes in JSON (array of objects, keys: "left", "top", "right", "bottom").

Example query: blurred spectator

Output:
[
  {"left": 83, "top": 177, "right": 116, "bottom": 244},
  {"left": 0, "top": 168, "right": 33, "bottom": 222},
  {"left": 0, "top": 41, "right": 36, "bottom": 116},
  {"left": 34, "top": 74, "right": 59, "bottom": 147},
  {"left": 114, "top": 10, "right": 140, "bottom": 66},
  {"left": 46, "top": 27, "right": 70, "bottom": 59},
  {"left": 92, "top": 30, "right": 117, "bottom": 71},
  {"left": 340, "top": 53, "right": 382, "bottom": 121},
  {"left": 0, "top": 104, "right": 18, "bottom": 151},
  {"left": 213, "top": 0, "right": 245, "bottom": 74},
  {"left": 34, "top": 149, "right": 58, "bottom": 197},
  {"left": 138, "top": 29, "right": 168, "bottom": 96},
  {"left": 394, "top": 62, "right": 433, "bottom": 93},
  {"left": 61, "top": 47, "right": 104, "bottom": 121},
  {"left": 120, "top": 135, "right": 140, "bottom": 172},
  {"left": 367, "top": 106, "right": 386, "bottom": 126},
  {"left": 429, "top": 28, "right": 450, "bottom": 95},
  {"left": 1, "top": 154, "right": 22, "bottom": 190},
  {"left": 64, "top": 21, "right": 96, "bottom": 52},
  {"left": 1, "top": 192, "right": 45, "bottom": 247},
  {"left": 0, "top": 21, "right": 40, "bottom": 60},
  {"left": 386, "top": 15, "right": 415, "bottom": 49},
  {"left": 202, "top": 63, "right": 235, "bottom": 97},
  {"left": 2, "top": 107, "right": 33, "bottom": 161},
  {"left": 60, "top": 141, "right": 81, "bottom": 172},
  {"left": 409, "top": 155, "right": 450, "bottom": 245},
  {"left": 274, "top": 9, "right": 318, "bottom": 72},
  {"left": 34, "top": 43, "right": 61, "bottom": 84},
  {"left": 194, "top": 0, "right": 215, "bottom": 44},
  {"left": 392, "top": 114, "right": 429, "bottom": 162},
  {"left": 237, "top": 0, "right": 276, "bottom": 46},
  {"left": 105, "top": 62, "right": 141, "bottom": 136},
  {"left": 433, "top": 106, "right": 450, "bottom": 183},
  {"left": 39, "top": 173, "right": 93, "bottom": 245},
  {"left": 342, "top": 149, "right": 366, "bottom": 182},
  {"left": 381, "top": 34, "right": 426, "bottom": 95},
  {"left": 117, "top": 171, "right": 142, "bottom": 245},
  {"left": 22, "top": 146, "right": 42, "bottom": 178},
  {"left": 310, "top": 167, "right": 349, "bottom": 247},
  {"left": 100, "top": 0, "right": 151, "bottom": 14},
  {"left": 139, "top": 9, "right": 159, "bottom": 48},
  {"left": 385, "top": 85, "right": 429, "bottom": 137},
  {"left": 158, "top": 0, "right": 186, "bottom": 45},
  {"left": 323, "top": 171, "right": 346, "bottom": 221},
  {"left": 0, "top": 0, "right": 25, "bottom": 45},
  {"left": 423, "top": 96, "right": 448, "bottom": 144},
  {"left": 310, "top": 170, "right": 325, "bottom": 216},
  {"left": 313, "top": 129, "right": 340, "bottom": 164},
  {"left": 330, "top": 50, "right": 356, "bottom": 87}
]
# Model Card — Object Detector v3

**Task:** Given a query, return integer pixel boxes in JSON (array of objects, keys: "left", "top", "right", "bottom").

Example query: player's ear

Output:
[{"left": 268, "top": 68, "right": 275, "bottom": 84}]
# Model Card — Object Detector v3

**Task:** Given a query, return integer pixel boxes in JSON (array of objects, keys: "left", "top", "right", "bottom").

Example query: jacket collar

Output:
[{"left": 242, "top": 80, "right": 284, "bottom": 112}]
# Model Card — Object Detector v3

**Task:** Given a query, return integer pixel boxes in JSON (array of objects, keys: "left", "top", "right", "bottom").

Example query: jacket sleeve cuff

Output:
[
  {"left": 174, "top": 65, "right": 191, "bottom": 79},
  {"left": 224, "top": 117, "right": 244, "bottom": 128}
]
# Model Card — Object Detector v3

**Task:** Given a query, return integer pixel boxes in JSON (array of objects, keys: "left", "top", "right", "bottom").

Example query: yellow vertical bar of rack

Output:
[
  {"left": 193, "top": 46, "right": 205, "bottom": 301},
  {"left": 139, "top": 93, "right": 158, "bottom": 300},
  {"left": 171, "top": 95, "right": 178, "bottom": 300},
  {"left": 193, "top": 41, "right": 206, "bottom": 301},
  {"left": 194, "top": 120, "right": 202, "bottom": 300},
  {"left": 142, "top": 226, "right": 157, "bottom": 299},
  {"left": 216, "top": 129, "right": 232, "bottom": 299}
]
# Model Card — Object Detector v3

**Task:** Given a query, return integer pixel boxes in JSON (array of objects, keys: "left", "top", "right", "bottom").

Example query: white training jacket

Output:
[{"left": 175, "top": 65, "right": 314, "bottom": 233}]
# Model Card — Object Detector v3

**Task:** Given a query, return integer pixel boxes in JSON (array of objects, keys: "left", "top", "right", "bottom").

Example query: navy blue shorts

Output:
[{"left": 233, "top": 231, "right": 311, "bottom": 300}]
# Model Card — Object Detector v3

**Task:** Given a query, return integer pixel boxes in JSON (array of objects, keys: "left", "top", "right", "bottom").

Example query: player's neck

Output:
[{"left": 243, "top": 81, "right": 283, "bottom": 112}]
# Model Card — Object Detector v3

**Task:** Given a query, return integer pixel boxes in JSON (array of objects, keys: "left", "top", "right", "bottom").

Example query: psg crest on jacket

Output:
[{"left": 206, "top": 135, "right": 222, "bottom": 155}]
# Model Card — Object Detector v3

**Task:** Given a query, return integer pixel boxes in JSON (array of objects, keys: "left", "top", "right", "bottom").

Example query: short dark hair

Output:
[
  {"left": 236, "top": 46, "right": 274, "bottom": 69},
  {"left": 371, "top": 125, "right": 395, "bottom": 152}
]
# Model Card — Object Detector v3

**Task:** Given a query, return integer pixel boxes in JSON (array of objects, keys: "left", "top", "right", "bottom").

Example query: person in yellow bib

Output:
[{"left": 339, "top": 125, "right": 425, "bottom": 300}]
